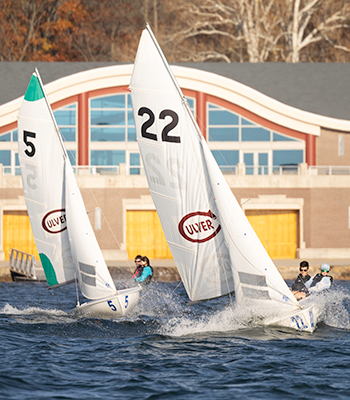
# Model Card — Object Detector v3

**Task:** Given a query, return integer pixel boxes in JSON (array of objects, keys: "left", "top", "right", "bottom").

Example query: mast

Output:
[
  {"left": 145, "top": 23, "right": 204, "bottom": 141},
  {"left": 34, "top": 68, "right": 68, "bottom": 159}
]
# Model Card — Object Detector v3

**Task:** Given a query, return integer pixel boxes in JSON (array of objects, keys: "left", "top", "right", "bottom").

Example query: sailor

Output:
[
  {"left": 291, "top": 260, "right": 311, "bottom": 300},
  {"left": 131, "top": 255, "right": 143, "bottom": 279},
  {"left": 133, "top": 256, "right": 153, "bottom": 285},
  {"left": 305, "top": 263, "right": 333, "bottom": 293}
]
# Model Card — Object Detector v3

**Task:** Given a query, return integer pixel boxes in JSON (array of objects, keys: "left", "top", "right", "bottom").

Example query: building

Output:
[{"left": 0, "top": 62, "right": 350, "bottom": 261}]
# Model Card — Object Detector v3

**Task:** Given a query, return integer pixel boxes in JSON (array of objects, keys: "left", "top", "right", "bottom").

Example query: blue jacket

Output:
[{"left": 135, "top": 266, "right": 153, "bottom": 284}]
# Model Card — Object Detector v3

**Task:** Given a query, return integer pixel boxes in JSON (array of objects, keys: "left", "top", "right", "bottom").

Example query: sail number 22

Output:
[{"left": 138, "top": 107, "right": 180, "bottom": 143}]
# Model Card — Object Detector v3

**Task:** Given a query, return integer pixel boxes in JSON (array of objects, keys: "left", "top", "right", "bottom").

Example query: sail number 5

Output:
[
  {"left": 23, "top": 130, "right": 38, "bottom": 189},
  {"left": 23, "top": 130, "right": 36, "bottom": 157},
  {"left": 138, "top": 107, "right": 180, "bottom": 143}
]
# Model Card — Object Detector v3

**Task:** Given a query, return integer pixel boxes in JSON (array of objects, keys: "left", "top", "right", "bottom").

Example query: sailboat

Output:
[
  {"left": 129, "top": 25, "right": 322, "bottom": 332},
  {"left": 17, "top": 69, "right": 141, "bottom": 318}
]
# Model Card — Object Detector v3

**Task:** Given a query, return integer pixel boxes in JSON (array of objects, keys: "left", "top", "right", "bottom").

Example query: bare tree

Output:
[
  {"left": 283, "top": 0, "right": 350, "bottom": 62},
  {"left": 159, "top": 0, "right": 350, "bottom": 63}
]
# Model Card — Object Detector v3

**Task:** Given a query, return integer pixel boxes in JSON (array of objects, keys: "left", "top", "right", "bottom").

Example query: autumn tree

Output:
[
  {"left": 0, "top": 0, "right": 349, "bottom": 62},
  {"left": 0, "top": 0, "right": 62, "bottom": 61}
]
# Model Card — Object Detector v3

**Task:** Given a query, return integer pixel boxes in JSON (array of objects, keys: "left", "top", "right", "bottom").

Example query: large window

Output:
[
  {"left": 207, "top": 103, "right": 304, "bottom": 174},
  {"left": 88, "top": 94, "right": 195, "bottom": 174},
  {"left": 0, "top": 129, "right": 19, "bottom": 175},
  {"left": 53, "top": 103, "right": 77, "bottom": 166},
  {"left": 90, "top": 94, "right": 135, "bottom": 142},
  {"left": 89, "top": 93, "right": 137, "bottom": 174}
]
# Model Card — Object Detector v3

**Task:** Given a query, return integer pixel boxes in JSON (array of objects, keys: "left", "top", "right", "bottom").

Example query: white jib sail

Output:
[
  {"left": 130, "top": 28, "right": 235, "bottom": 302},
  {"left": 64, "top": 158, "right": 117, "bottom": 300},
  {"left": 131, "top": 26, "right": 298, "bottom": 309},
  {"left": 18, "top": 71, "right": 75, "bottom": 287},
  {"left": 201, "top": 143, "right": 299, "bottom": 307}
]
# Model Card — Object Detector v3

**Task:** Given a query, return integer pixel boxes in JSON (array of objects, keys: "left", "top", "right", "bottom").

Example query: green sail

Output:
[{"left": 24, "top": 74, "right": 44, "bottom": 102}]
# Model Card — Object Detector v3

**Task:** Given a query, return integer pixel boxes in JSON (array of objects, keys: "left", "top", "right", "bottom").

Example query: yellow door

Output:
[
  {"left": 126, "top": 210, "right": 172, "bottom": 259},
  {"left": 246, "top": 210, "right": 298, "bottom": 259},
  {"left": 3, "top": 211, "right": 39, "bottom": 260}
]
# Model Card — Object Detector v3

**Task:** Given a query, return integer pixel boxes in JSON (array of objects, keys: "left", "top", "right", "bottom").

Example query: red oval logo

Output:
[
  {"left": 178, "top": 210, "right": 221, "bottom": 243},
  {"left": 42, "top": 209, "right": 67, "bottom": 234}
]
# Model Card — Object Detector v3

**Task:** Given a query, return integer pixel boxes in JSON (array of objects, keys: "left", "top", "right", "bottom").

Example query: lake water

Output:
[{"left": 1, "top": 279, "right": 350, "bottom": 399}]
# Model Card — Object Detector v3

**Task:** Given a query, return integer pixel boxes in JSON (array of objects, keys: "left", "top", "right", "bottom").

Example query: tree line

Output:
[{"left": 0, "top": 0, "right": 349, "bottom": 63}]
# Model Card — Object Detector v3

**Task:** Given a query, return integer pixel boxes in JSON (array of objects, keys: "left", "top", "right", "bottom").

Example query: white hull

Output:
[
  {"left": 264, "top": 296, "right": 323, "bottom": 333},
  {"left": 72, "top": 286, "right": 141, "bottom": 319}
]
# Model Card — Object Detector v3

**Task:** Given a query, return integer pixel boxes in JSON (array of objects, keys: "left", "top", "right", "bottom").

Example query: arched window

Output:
[{"left": 207, "top": 103, "right": 304, "bottom": 175}]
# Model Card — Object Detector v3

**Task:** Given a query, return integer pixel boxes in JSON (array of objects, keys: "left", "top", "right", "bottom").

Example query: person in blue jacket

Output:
[{"left": 133, "top": 256, "right": 153, "bottom": 285}]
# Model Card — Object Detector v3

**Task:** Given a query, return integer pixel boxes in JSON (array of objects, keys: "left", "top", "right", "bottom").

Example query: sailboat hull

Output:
[
  {"left": 72, "top": 286, "right": 141, "bottom": 319},
  {"left": 264, "top": 297, "right": 322, "bottom": 333}
]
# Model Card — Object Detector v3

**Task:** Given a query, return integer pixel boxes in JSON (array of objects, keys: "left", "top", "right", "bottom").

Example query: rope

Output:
[{"left": 171, "top": 280, "right": 183, "bottom": 296}]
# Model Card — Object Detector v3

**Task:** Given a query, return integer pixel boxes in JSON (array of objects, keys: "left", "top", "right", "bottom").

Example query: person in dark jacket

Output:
[
  {"left": 291, "top": 260, "right": 311, "bottom": 300},
  {"left": 131, "top": 255, "right": 142, "bottom": 279}
]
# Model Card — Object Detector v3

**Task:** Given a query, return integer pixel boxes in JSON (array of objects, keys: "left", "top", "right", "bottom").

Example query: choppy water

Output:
[{"left": 1, "top": 279, "right": 350, "bottom": 399}]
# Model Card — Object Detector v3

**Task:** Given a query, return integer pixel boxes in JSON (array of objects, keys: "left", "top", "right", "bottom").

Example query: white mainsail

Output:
[
  {"left": 130, "top": 29, "right": 234, "bottom": 302},
  {"left": 18, "top": 72, "right": 75, "bottom": 287},
  {"left": 130, "top": 26, "right": 299, "bottom": 309}
]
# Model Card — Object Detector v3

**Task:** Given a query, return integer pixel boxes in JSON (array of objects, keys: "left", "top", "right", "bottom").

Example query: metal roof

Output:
[{"left": 0, "top": 61, "right": 349, "bottom": 120}]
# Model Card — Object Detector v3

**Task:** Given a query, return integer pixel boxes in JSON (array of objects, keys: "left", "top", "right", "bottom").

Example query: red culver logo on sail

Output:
[
  {"left": 178, "top": 210, "right": 221, "bottom": 243},
  {"left": 42, "top": 209, "right": 67, "bottom": 234}
]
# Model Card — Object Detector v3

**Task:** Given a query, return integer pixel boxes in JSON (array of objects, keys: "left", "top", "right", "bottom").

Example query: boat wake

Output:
[
  {"left": 0, "top": 303, "right": 72, "bottom": 324},
  {"left": 149, "top": 284, "right": 350, "bottom": 337},
  {"left": 1, "top": 282, "right": 349, "bottom": 335}
]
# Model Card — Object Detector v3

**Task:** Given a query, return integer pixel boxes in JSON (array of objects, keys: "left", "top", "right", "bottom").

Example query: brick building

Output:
[{"left": 0, "top": 62, "right": 350, "bottom": 261}]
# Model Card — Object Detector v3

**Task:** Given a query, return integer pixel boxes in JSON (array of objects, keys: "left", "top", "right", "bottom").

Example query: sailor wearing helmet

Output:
[{"left": 305, "top": 263, "right": 333, "bottom": 294}]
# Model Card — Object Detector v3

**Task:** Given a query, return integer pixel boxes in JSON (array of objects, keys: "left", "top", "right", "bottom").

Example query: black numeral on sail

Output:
[
  {"left": 160, "top": 110, "right": 180, "bottom": 143},
  {"left": 138, "top": 107, "right": 180, "bottom": 143},
  {"left": 138, "top": 107, "right": 157, "bottom": 141},
  {"left": 23, "top": 130, "right": 36, "bottom": 157}
]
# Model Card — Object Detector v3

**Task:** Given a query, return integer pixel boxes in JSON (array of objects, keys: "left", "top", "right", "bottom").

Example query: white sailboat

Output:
[
  {"left": 18, "top": 69, "right": 141, "bottom": 319},
  {"left": 129, "top": 25, "right": 322, "bottom": 332}
]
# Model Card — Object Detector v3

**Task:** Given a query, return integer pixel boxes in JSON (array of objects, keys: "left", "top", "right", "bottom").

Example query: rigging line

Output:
[
  {"left": 146, "top": 23, "right": 204, "bottom": 142},
  {"left": 74, "top": 273, "right": 80, "bottom": 307},
  {"left": 222, "top": 261, "right": 234, "bottom": 306},
  {"left": 85, "top": 188, "right": 134, "bottom": 273},
  {"left": 171, "top": 280, "right": 183, "bottom": 296},
  {"left": 34, "top": 68, "right": 68, "bottom": 160}
]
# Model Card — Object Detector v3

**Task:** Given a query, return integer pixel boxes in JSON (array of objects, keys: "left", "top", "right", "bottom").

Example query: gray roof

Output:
[{"left": 0, "top": 61, "right": 349, "bottom": 120}]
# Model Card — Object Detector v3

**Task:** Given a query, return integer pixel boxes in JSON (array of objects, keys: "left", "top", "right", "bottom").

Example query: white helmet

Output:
[{"left": 321, "top": 263, "right": 330, "bottom": 272}]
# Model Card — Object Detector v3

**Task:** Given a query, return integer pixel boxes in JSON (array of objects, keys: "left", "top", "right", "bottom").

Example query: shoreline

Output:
[{"left": 1, "top": 258, "right": 350, "bottom": 283}]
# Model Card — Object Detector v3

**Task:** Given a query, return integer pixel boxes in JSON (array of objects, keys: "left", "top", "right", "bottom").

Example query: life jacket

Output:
[
  {"left": 291, "top": 273, "right": 311, "bottom": 292},
  {"left": 309, "top": 273, "right": 333, "bottom": 288},
  {"left": 143, "top": 265, "right": 154, "bottom": 285},
  {"left": 131, "top": 266, "right": 141, "bottom": 279}
]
